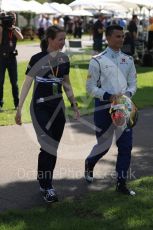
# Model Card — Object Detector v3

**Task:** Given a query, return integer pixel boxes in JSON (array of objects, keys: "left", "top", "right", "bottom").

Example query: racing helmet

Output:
[{"left": 109, "top": 95, "right": 138, "bottom": 128}]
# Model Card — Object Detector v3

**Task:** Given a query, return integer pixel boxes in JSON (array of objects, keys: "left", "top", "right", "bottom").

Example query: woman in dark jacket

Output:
[{"left": 15, "top": 25, "right": 80, "bottom": 203}]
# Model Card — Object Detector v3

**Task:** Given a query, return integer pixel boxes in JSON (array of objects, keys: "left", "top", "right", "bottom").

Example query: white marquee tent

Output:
[
  {"left": 69, "top": 9, "right": 93, "bottom": 16},
  {"left": 69, "top": 0, "right": 137, "bottom": 11},
  {"left": 1, "top": 0, "right": 58, "bottom": 14},
  {"left": 1, "top": 0, "right": 30, "bottom": 12},
  {"left": 50, "top": 2, "right": 72, "bottom": 14}
]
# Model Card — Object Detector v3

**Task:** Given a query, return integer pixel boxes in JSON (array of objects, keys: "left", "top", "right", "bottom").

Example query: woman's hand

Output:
[
  {"left": 72, "top": 105, "right": 80, "bottom": 120},
  {"left": 15, "top": 107, "right": 22, "bottom": 125}
]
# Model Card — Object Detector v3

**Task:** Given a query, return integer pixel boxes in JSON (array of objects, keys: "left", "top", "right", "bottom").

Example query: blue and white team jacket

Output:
[{"left": 86, "top": 47, "right": 137, "bottom": 101}]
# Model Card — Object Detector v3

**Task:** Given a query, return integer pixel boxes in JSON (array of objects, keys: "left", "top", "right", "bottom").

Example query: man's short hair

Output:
[{"left": 106, "top": 25, "right": 123, "bottom": 37}]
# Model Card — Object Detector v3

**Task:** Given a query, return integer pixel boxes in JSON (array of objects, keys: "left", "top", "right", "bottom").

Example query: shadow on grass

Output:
[
  {"left": 136, "top": 66, "right": 153, "bottom": 74},
  {"left": 0, "top": 177, "right": 153, "bottom": 229}
]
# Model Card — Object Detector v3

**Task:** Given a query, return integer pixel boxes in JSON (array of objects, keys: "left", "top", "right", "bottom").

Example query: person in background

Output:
[
  {"left": 15, "top": 25, "right": 80, "bottom": 203},
  {"left": 118, "top": 18, "right": 126, "bottom": 28},
  {"left": 45, "top": 15, "right": 52, "bottom": 30},
  {"left": 147, "top": 17, "right": 153, "bottom": 51},
  {"left": 127, "top": 15, "right": 138, "bottom": 40},
  {"left": 93, "top": 13, "right": 105, "bottom": 54},
  {"left": 85, "top": 25, "right": 137, "bottom": 196},
  {"left": 73, "top": 17, "right": 83, "bottom": 39},
  {"left": 122, "top": 31, "right": 135, "bottom": 56},
  {"left": 0, "top": 11, "right": 23, "bottom": 111},
  {"left": 37, "top": 14, "right": 46, "bottom": 40},
  {"left": 58, "top": 16, "right": 64, "bottom": 28},
  {"left": 127, "top": 15, "right": 138, "bottom": 55}
]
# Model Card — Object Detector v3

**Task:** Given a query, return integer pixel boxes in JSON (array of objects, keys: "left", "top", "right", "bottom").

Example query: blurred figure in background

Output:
[
  {"left": 127, "top": 15, "right": 138, "bottom": 55},
  {"left": 58, "top": 16, "right": 64, "bottom": 28},
  {"left": 37, "top": 14, "right": 46, "bottom": 40},
  {"left": 93, "top": 13, "right": 105, "bottom": 54},
  {"left": 122, "top": 31, "right": 135, "bottom": 56},
  {"left": 45, "top": 15, "right": 52, "bottom": 30},
  {"left": 147, "top": 17, "right": 153, "bottom": 51},
  {"left": 0, "top": 11, "right": 23, "bottom": 111},
  {"left": 73, "top": 17, "right": 83, "bottom": 39}
]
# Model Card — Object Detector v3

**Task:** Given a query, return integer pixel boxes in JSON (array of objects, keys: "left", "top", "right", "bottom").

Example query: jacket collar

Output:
[{"left": 106, "top": 47, "right": 121, "bottom": 58}]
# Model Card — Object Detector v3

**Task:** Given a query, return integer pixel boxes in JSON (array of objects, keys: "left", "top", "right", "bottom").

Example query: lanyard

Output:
[{"left": 48, "top": 60, "right": 59, "bottom": 77}]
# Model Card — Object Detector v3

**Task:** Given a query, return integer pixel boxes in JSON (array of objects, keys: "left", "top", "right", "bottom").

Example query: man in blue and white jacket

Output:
[{"left": 85, "top": 25, "right": 137, "bottom": 196}]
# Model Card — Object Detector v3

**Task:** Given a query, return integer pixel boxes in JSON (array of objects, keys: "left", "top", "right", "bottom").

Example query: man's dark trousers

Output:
[{"left": 85, "top": 98, "right": 133, "bottom": 181}]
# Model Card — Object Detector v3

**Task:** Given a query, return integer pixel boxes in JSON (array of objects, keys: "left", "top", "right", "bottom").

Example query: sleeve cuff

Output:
[
  {"left": 125, "top": 91, "right": 132, "bottom": 98},
  {"left": 103, "top": 92, "right": 112, "bottom": 101}
]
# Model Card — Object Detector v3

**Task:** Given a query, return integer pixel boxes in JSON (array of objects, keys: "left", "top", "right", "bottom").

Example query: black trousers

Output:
[
  {"left": 0, "top": 56, "right": 19, "bottom": 107},
  {"left": 31, "top": 98, "right": 66, "bottom": 189},
  {"left": 93, "top": 38, "right": 103, "bottom": 52}
]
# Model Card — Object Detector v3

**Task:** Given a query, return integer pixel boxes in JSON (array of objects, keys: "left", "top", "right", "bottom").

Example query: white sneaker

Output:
[{"left": 84, "top": 169, "right": 93, "bottom": 183}]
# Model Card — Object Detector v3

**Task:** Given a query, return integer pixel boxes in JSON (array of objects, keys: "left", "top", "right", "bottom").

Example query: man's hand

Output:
[{"left": 109, "top": 94, "right": 123, "bottom": 103}]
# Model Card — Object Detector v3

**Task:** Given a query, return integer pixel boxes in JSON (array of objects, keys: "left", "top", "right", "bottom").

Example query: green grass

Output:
[
  {"left": 0, "top": 176, "right": 153, "bottom": 229},
  {"left": 133, "top": 66, "right": 153, "bottom": 108},
  {"left": 0, "top": 55, "right": 153, "bottom": 126}
]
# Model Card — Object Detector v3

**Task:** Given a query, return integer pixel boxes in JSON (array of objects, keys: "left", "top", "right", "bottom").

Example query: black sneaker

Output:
[
  {"left": 116, "top": 182, "right": 136, "bottom": 196},
  {"left": 84, "top": 163, "right": 93, "bottom": 183},
  {"left": 40, "top": 187, "right": 58, "bottom": 203}
]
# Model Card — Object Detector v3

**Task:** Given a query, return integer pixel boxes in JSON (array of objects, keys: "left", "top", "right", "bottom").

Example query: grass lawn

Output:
[
  {"left": 0, "top": 176, "right": 153, "bottom": 230},
  {"left": 0, "top": 54, "right": 153, "bottom": 126}
]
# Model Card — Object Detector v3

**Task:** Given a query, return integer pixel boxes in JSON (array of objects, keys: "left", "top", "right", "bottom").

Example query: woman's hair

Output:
[
  {"left": 40, "top": 38, "right": 48, "bottom": 52},
  {"left": 46, "top": 25, "right": 65, "bottom": 40},
  {"left": 40, "top": 25, "right": 65, "bottom": 52}
]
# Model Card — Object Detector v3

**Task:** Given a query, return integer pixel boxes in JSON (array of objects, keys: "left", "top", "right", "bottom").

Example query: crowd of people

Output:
[{"left": 34, "top": 13, "right": 153, "bottom": 57}]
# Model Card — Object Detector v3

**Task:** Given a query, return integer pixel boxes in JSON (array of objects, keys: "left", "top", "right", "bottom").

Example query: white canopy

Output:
[
  {"left": 69, "top": 0, "right": 138, "bottom": 12},
  {"left": 125, "top": 0, "right": 153, "bottom": 8},
  {"left": 1, "top": 0, "right": 58, "bottom": 14},
  {"left": 27, "top": 0, "right": 57, "bottom": 14},
  {"left": 50, "top": 2, "right": 73, "bottom": 15},
  {"left": 106, "top": 0, "right": 138, "bottom": 10},
  {"left": 1, "top": 0, "right": 30, "bottom": 12},
  {"left": 69, "top": 9, "right": 93, "bottom": 16}
]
